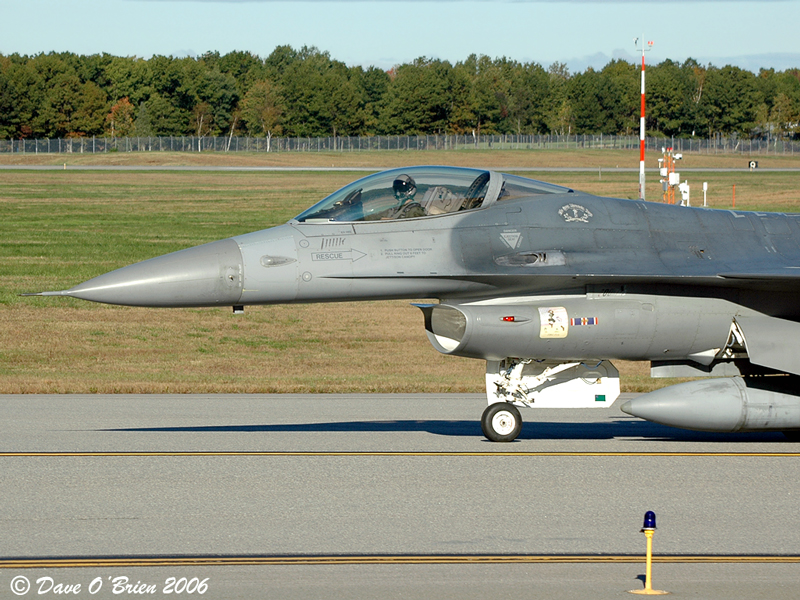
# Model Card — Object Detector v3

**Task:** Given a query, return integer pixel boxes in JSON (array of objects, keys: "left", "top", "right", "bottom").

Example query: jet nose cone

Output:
[
  {"left": 620, "top": 401, "right": 633, "bottom": 415},
  {"left": 64, "top": 238, "right": 244, "bottom": 307}
]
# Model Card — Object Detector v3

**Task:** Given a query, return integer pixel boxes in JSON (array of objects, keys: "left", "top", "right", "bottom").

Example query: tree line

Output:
[{"left": 1, "top": 46, "right": 798, "bottom": 142}]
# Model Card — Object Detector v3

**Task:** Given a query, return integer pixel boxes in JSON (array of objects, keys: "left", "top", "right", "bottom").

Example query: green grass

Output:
[{"left": 0, "top": 170, "right": 343, "bottom": 305}]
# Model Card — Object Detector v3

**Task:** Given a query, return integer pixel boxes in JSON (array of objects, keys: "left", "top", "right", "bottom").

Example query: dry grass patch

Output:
[{"left": 1, "top": 301, "right": 485, "bottom": 393}]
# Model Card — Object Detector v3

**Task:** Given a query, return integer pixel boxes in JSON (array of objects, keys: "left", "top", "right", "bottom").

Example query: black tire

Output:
[{"left": 481, "top": 403, "right": 522, "bottom": 442}]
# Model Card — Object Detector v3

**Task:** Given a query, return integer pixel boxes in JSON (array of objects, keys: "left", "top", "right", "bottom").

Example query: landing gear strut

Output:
[{"left": 481, "top": 402, "right": 522, "bottom": 442}]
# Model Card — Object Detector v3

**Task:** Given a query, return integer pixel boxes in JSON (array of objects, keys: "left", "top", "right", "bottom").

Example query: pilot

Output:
[
  {"left": 393, "top": 173, "right": 415, "bottom": 200},
  {"left": 392, "top": 174, "right": 428, "bottom": 218},
  {"left": 367, "top": 174, "right": 427, "bottom": 220}
]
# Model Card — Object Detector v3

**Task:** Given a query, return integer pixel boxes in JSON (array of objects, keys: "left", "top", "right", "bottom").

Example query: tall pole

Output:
[{"left": 635, "top": 36, "right": 653, "bottom": 200}]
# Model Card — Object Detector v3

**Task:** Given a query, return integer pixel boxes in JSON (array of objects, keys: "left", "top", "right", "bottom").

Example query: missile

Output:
[{"left": 620, "top": 377, "right": 800, "bottom": 432}]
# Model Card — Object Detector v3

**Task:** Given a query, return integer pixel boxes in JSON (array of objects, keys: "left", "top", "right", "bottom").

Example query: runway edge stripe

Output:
[{"left": 3, "top": 555, "right": 800, "bottom": 568}]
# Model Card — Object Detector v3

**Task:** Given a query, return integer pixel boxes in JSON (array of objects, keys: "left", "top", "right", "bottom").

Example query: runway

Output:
[{"left": 1, "top": 393, "right": 799, "bottom": 599}]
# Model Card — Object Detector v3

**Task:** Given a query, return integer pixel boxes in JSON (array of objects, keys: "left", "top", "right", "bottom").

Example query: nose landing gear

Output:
[{"left": 481, "top": 402, "right": 522, "bottom": 442}]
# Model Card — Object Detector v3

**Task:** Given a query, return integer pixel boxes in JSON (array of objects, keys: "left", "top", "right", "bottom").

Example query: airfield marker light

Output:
[{"left": 628, "top": 511, "right": 669, "bottom": 595}]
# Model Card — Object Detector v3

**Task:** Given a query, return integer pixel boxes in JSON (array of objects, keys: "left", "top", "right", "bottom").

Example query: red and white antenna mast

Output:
[{"left": 634, "top": 36, "right": 653, "bottom": 200}]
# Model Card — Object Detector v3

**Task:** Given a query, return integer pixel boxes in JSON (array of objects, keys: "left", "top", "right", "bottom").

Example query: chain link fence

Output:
[{"left": 0, "top": 134, "right": 797, "bottom": 155}]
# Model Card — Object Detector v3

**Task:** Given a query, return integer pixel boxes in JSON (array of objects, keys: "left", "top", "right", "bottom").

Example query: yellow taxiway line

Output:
[
  {"left": 3, "top": 555, "right": 800, "bottom": 568},
  {"left": 1, "top": 451, "right": 799, "bottom": 457}
]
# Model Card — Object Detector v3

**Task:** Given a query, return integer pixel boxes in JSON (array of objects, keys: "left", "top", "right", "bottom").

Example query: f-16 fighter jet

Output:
[{"left": 35, "top": 166, "right": 800, "bottom": 441}]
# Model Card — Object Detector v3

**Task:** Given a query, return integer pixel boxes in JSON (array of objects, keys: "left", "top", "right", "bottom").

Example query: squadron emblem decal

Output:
[
  {"left": 558, "top": 204, "right": 593, "bottom": 223},
  {"left": 538, "top": 307, "right": 569, "bottom": 339}
]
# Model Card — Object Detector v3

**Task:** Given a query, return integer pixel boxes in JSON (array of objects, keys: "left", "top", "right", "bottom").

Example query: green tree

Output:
[
  {"left": 505, "top": 59, "right": 550, "bottom": 134},
  {"left": 0, "top": 59, "right": 17, "bottom": 138},
  {"left": 71, "top": 81, "right": 108, "bottom": 135},
  {"left": 149, "top": 55, "right": 186, "bottom": 99},
  {"left": 319, "top": 64, "right": 365, "bottom": 137},
  {"left": 701, "top": 65, "right": 761, "bottom": 136},
  {"left": 0, "top": 48, "right": 795, "bottom": 141},
  {"left": 133, "top": 101, "right": 153, "bottom": 137},
  {"left": 279, "top": 47, "right": 365, "bottom": 137},
  {"left": 380, "top": 57, "right": 454, "bottom": 134},
  {"left": 647, "top": 59, "right": 694, "bottom": 137},
  {"left": 216, "top": 50, "right": 265, "bottom": 97},
  {"left": 601, "top": 59, "right": 638, "bottom": 135},
  {"left": 143, "top": 92, "right": 187, "bottom": 136},
  {"left": 769, "top": 92, "right": 797, "bottom": 138},
  {"left": 453, "top": 54, "right": 511, "bottom": 136},
  {"left": 546, "top": 62, "right": 572, "bottom": 134},
  {"left": 104, "top": 56, "right": 152, "bottom": 105},
  {"left": 36, "top": 72, "right": 83, "bottom": 137},
  {"left": 568, "top": 68, "right": 626, "bottom": 134},
  {"left": 240, "top": 79, "right": 283, "bottom": 137},
  {"left": 177, "top": 59, "right": 238, "bottom": 136},
  {"left": 768, "top": 70, "right": 800, "bottom": 138},
  {"left": 264, "top": 45, "right": 300, "bottom": 78},
  {"left": 356, "top": 66, "right": 389, "bottom": 133},
  {"left": 1, "top": 58, "right": 45, "bottom": 138}
]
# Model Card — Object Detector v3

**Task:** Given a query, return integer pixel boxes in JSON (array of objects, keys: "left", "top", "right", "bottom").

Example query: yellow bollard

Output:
[{"left": 629, "top": 511, "right": 669, "bottom": 595}]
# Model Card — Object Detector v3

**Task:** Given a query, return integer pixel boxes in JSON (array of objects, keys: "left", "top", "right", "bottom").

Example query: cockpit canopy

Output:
[{"left": 293, "top": 166, "right": 572, "bottom": 223}]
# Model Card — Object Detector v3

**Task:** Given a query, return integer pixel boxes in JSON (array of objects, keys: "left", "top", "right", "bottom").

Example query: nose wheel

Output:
[{"left": 481, "top": 403, "right": 522, "bottom": 442}]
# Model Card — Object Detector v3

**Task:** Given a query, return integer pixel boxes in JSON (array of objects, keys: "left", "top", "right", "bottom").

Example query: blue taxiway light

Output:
[{"left": 641, "top": 510, "right": 657, "bottom": 531}]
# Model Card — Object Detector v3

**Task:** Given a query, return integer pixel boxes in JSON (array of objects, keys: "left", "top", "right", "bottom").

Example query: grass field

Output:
[
  {"left": 2, "top": 149, "right": 799, "bottom": 394},
  {"left": 3, "top": 147, "right": 800, "bottom": 170}
]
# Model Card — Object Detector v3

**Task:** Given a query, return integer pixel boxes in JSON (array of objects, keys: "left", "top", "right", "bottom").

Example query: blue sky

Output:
[{"left": 1, "top": 0, "right": 798, "bottom": 73}]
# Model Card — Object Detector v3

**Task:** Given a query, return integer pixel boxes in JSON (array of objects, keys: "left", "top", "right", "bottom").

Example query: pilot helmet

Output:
[{"left": 393, "top": 174, "right": 416, "bottom": 202}]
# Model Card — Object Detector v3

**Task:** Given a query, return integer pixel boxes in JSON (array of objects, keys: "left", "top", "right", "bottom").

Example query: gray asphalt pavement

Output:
[
  {"left": 3, "top": 563, "right": 799, "bottom": 600},
  {"left": 1, "top": 393, "right": 798, "bottom": 599}
]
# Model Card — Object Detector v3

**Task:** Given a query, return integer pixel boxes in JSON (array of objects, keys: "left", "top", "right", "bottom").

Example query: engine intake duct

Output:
[
  {"left": 415, "top": 303, "right": 532, "bottom": 359},
  {"left": 415, "top": 304, "right": 467, "bottom": 353}
]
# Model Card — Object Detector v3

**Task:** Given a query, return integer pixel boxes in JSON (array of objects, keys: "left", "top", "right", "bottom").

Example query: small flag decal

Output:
[{"left": 570, "top": 317, "right": 599, "bottom": 326}]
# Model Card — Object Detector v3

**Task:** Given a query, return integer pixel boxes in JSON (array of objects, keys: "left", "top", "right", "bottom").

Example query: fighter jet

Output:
[{"left": 35, "top": 166, "right": 800, "bottom": 441}]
